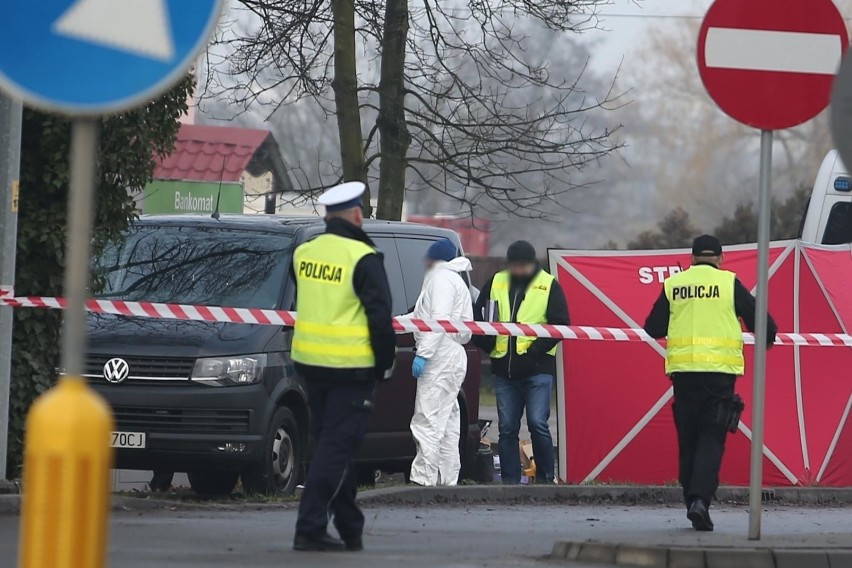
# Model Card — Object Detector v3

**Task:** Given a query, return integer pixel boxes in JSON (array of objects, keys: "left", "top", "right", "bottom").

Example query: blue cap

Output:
[
  {"left": 426, "top": 238, "right": 457, "bottom": 262},
  {"left": 318, "top": 181, "right": 366, "bottom": 212}
]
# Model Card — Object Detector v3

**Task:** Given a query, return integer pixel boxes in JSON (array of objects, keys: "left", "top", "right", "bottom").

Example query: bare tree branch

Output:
[{"left": 201, "top": 0, "right": 625, "bottom": 220}]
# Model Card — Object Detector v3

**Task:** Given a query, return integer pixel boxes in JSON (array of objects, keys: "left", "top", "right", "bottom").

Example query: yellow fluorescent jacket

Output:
[
  {"left": 291, "top": 233, "right": 376, "bottom": 368},
  {"left": 489, "top": 270, "right": 557, "bottom": 359},
  {"left": 664, "top": 265, "right": 744, "bottom": 376}
]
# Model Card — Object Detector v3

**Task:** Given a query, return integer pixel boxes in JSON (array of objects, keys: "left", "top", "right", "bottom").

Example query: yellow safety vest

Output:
[
  {"left": 664, "top": 265, "right": 744, "bottom": 375},
  {"left": 291, "top": 233, "right": 376, "bottom": 368},
  {"left": 490, "top": 270, "right": 558, "bottom": 359}
]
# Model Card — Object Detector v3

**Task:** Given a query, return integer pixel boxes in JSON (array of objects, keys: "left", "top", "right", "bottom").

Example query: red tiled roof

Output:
[{"left": 154, "top": 124, "right": 271, "bottom": 182}]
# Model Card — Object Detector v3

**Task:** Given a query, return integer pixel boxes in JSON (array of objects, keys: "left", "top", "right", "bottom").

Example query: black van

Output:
[{"left": 87, "top": 215, "right": 481, "bottom": 495}]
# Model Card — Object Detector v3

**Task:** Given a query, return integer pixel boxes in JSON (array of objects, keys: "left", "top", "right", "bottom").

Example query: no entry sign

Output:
[{"left": 698, "top": 0, "right": 848, "bottom": 130}]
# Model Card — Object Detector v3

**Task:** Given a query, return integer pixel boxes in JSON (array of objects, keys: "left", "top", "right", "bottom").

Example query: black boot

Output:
[
  {"left": 343, "top": 536, "right": 363, "bottom": 552},
  {"left": 687, "top": 499, "right": 714, "bottom": 532},
  {"left": 293, "top": 533, "right": 346, "bottom": 552}
]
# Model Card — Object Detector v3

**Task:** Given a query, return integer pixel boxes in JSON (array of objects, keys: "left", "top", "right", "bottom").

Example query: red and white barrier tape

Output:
[{"left": 0, "top": 293, "right": 850, "bottom": 347}]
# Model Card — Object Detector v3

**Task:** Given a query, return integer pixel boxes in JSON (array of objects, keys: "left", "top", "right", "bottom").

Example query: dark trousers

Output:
[
  {"left": 494, "top": 374, "right": 555, "bottom": 483},
  {"left": 295, "top": 379, "right": 375, "bottom": 539},
  {"left": 672, "top": 372, "right": 736, "bottom": 507}
]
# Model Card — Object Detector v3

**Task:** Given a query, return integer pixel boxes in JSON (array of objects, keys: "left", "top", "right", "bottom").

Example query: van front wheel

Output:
[{"left": 242, "top": 407, "right": 302, "bottom": 496}]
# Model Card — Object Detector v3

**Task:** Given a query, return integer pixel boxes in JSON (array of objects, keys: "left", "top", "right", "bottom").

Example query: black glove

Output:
[
  {"left": 377, "top": 363, "right": 394, "bottom": 382},
  {"left": 373, "top": 348, "right": 395, "bottom": 381}
]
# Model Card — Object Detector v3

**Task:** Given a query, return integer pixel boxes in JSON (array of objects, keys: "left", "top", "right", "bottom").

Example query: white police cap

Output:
[{"left": 318, "top": 181, "right": 366, "bottom": 212}]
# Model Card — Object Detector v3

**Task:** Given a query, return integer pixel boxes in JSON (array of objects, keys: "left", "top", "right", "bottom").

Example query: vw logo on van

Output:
[{"left": 103, "top": 358, "right": 130, "bottom": 384}]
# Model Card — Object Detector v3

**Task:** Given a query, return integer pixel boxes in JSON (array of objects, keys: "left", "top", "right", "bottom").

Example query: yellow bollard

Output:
[{"left": 18, "top": 376, "right": 114, "bottom": 568}]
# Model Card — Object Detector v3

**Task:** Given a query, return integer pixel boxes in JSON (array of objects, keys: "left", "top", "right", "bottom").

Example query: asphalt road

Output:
[{"left": 1, "top": 503, "right": 850, "bottom": 567}]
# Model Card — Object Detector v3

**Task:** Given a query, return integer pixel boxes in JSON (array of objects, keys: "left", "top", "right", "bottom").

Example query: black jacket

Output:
[
  {"left": 643, "top": 263, "right": 778, "bottom": 348},
  {"left": 473, "top": 267, "right": 570, "bottom": 379},
  {"left": 295, "top": 218, "right": 397, "bottom": 382}
]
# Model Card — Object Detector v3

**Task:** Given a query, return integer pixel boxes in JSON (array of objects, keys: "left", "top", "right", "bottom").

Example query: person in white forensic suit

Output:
[{"left": 409, "top": 238, "right": 474, "bottom": 486}]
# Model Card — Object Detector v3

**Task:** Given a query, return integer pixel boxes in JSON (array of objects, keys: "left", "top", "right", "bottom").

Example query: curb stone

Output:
[
  {"left": 705, "top": 549, "right": 773, "bottom": 568},
  {"left": 578, "top": 542, "right": 618, "bottom": 564},
  {"left": 357, "top": 485, "right": 852, "bottom": 507},
  {"left": 669, "top": 548, "right": 705, "bottom": 568},
  {"left": 551, "top": 541, "right": 852, "bottom": 568},
  {"left": 110, "top": 496, "right": 212, "bottom": 512},
  {"left": 0, "top": 494, "right": 227, "bottom": 515},
  {"left": 3, "top": 484, "right": 851, "bottom": 515},
  {"left": 774, "top": 551, "right": 830, "bottom": 568},
  {"left": 828, "top": 552, "right": 852, "bottom": 566},
  {"left": 615, "top": 545, "right": 668, "bottom": 567},
  {"left": 551, "top": 541, "right": 581, "bottom": 561}
]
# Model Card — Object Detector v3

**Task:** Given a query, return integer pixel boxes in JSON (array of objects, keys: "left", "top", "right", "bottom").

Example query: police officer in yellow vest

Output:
[
  {"left": 292, "top": 182, "right": 396, "bottom": 553},
  {"left": 644, "top": 235, "right": 777, "bottom": 532},
  {"left": 474, "top": 241, "right": 570, "bottom": 483}
]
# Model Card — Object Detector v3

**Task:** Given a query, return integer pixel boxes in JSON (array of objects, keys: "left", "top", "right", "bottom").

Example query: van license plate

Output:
[{"left": 111, "top": 432, "right": 146, "bottom": 449}]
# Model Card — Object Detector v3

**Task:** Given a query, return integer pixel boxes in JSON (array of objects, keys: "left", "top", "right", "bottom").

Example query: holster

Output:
[{"left": 717, "top": 394, "right": 745, "bottom": 434}]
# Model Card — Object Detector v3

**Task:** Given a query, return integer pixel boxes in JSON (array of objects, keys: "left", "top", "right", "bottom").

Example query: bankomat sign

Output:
[
  {"left": 175, "top": 191, "right": 215, "bottom": 212},
  {"left": 143, "top": 180, "right": 243, "bottom": 214}
]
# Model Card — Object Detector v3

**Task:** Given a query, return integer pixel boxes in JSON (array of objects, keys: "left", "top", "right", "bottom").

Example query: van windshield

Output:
[{"left": 94, "top": 225, "right": 293, "bottom": 309}]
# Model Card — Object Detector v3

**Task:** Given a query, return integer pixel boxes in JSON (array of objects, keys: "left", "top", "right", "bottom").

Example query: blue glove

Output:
[{"left": 412, "top": 356, "right": 428, "bottom": 379}]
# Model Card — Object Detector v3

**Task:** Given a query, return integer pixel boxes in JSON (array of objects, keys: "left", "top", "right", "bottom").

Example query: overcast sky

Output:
[
  {"left": 204, "top": 1, "right": 852, "bottom": 246},
  {"left": 585, "top": 0, "right": 852, "bottom": 74},
  {"left": 579, "top": 0, "right": 711, "bottom": 71}
]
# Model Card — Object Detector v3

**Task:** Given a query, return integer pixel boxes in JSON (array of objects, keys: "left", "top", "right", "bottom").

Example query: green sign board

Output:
[{"left": 143, "top": 180, "right": 244, "bottom": 214}]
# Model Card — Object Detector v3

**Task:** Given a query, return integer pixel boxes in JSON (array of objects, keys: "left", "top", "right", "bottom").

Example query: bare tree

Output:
[
  {"left": 204, "top": 0, "right": 624, "bottom": 220},
  {"left": 624, "top": 17, "right": 837, "bottom": 230}
]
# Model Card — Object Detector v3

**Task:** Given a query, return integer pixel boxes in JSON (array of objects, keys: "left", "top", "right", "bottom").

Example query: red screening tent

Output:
[{"left": 549, "top": 241, "right": 852, "bottom": 487}]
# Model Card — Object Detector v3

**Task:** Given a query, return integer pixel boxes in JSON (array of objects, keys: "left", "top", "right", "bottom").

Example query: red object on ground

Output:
[
  {"left": 154, "top": 124, "right": 272, "bottom": 182},
  {"left": 407, "top": 215, "right": 490, "bottom": 257},
  {"left": 697, "top": 0, "right": 848, "bottom": 130},
  {"left": 551, "top": 241, "right": 852, "bottom": 487}
]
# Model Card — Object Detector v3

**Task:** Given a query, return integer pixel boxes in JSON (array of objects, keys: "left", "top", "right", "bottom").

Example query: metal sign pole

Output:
[
  {"left": 19, "top": 117, "right": 113, "bottom": 568},
  {"left": 0, "top": 94, "right": 22, "bottom": 479},
  {"left": 748, "top": 129, "right": 773, "bottom": 541},
  {"left": 60, "top": 119, "right": 99, "bottom": 378}
]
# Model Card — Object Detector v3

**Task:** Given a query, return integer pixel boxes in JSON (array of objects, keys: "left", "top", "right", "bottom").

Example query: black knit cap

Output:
[
  {"left": 506, "top": 240, "right": 537, "bottom": 263},
  {"left": 692, "top": 234, "right": 723, "bottom": 257}
]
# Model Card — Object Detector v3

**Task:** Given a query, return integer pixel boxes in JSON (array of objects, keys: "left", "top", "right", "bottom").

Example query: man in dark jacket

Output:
[
  {"left": 291, "top": 182, "right": 396, "bottom": 552},
  {"left": 644, "top": 234, "right": 777, "bottom": 531},
  {"left": 474, "top": 241, "right": 569, "bottom": 483}
]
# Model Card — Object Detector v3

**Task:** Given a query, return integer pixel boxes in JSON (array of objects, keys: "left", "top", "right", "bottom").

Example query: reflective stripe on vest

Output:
[
  {"left": 291, "top": 233, "right": 376, "bottom": 368},
  {"left": 489, "top": 270, "right": 557, "bottom": 359},
  {"left": 664, "top": 265, "right": 744, "bottom": 375}
]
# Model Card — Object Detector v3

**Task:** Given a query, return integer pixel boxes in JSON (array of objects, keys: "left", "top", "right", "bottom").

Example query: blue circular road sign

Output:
[{"left": 0, "top": 0, "right": 224, "bottom": 116}]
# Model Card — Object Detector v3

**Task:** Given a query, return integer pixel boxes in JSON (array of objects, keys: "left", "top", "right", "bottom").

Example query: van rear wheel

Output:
[
  {"left": 242, "top": 407, "right": 302, "bottom": 495},
  {"left": 188, "top": 470, "right": 240, "bottom": 496}
]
